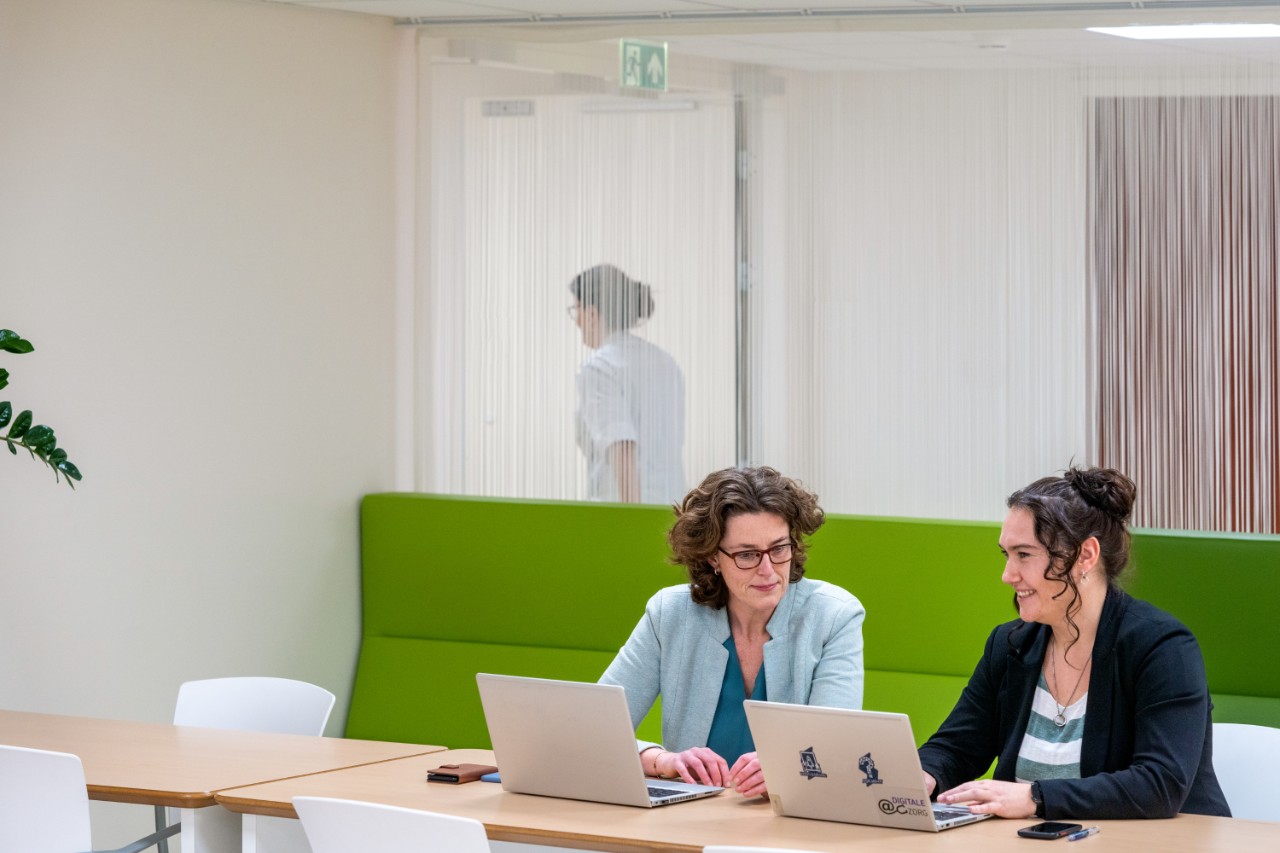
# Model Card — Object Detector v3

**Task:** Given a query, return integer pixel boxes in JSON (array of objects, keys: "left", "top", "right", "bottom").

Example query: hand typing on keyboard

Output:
[
  {"left": 650, "top": 746, "right": 730, "bottom": 788},
  {"left": 936, "top": 779, "right": 1038, "bottom": 819}
]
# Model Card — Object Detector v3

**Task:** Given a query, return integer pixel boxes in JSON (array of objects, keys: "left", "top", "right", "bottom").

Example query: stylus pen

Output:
[{"left": 1067, "top": 826, "right": 1101, "bottom": 842}]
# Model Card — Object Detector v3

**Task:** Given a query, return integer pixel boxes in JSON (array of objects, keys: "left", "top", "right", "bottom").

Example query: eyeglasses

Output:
[{"left": 717, "top": 541, "right": 796, "bottom": 570}]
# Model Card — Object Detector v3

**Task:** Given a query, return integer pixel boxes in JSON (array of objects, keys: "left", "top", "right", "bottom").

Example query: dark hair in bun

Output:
[
  {"left": 1062, "top": 467, "right": 1137, "bottom": 524},
  {"left": 569, "top": 264, "right": 654, "bottom": 331},
  {"left": 1007, "top": 466, "right": 1137, "bottom": 650}
]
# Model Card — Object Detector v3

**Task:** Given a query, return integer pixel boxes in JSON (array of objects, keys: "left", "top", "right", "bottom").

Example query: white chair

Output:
[
  {"left": 1213, "top": 722, "right": 1280, "bottom": 822},
  {"left": 172, "top": 676, "right": 335, "bottom": 734},
  {"left": 294, "top": 796, "right": 491, "bottom": 852},
  {"left": 156, "top": 677, "right": 336, "bottom": 853},
  {"left": 0, "top": 744, "right": 179, "bottom": 853}
]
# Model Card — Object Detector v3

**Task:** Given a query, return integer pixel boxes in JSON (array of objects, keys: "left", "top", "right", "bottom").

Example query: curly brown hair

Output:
[{"left": 671, "top": 466, "right": 825, "bottom": 609}]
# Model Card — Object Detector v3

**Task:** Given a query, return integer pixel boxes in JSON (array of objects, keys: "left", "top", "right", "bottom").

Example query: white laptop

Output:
[
  {"left": 745, "top": 701, "right": 992, "bottom": 832},
  {"left": 476, "top": 673, "right": 723, "bottom": 808}
]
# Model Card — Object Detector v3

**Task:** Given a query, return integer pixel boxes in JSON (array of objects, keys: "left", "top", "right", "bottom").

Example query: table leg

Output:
[
  {"left": 241, "top": 813, "right": 257, "bottom": 853},
  {"left": 179, "top": 806, "right": 241, "bottom": 853}
]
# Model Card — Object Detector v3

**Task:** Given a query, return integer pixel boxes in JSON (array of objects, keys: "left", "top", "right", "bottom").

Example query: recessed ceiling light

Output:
[{"left": 1087, "top": 23, "right": 1280, "bottom": 40}]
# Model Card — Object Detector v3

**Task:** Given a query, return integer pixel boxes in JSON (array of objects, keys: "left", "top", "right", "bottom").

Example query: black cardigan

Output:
[{"left": 918, "top": 586, "right": 1230, "bottom": 819}]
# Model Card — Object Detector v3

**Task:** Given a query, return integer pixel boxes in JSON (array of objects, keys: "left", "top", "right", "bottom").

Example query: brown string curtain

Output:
[{"left": 1092, "top": 96, "right": 1279, "bottom": 533}]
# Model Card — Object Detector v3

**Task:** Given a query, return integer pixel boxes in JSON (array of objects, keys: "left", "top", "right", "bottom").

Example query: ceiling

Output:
[{"left": 256, "top": 1, "right": 1280, "bottom": 71}]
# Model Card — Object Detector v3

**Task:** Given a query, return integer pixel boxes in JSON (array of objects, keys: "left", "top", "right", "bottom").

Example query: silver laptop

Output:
[
  {"left": 476, "top": 673, "right": 723, "bottom": 808},
  {"left": 745, "top": 701, "right": 992, "bottom": 832}
]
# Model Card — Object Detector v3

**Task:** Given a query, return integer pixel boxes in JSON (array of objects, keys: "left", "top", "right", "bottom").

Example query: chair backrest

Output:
[
  {"left": 1212, "top": 722, "right": 1280, "bottom": 822},
  {"left": 173, "top": 677, "right": 335, "bottom": 735},
  {"left": 294, "top": 796, "right": 491, "bottom": 852},
  {"left": 0, "top": 744, "right": 93, "bottom": 853}
]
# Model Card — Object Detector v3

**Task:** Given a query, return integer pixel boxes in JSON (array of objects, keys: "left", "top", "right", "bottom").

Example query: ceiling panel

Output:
[
  {"left": 273, "top": 0, "right": 1280, "bottom": 17},
  {"left": 667, "top": 0, "right": 941, "bottom": 9},
  {"left": 278, "top": 0, "right": 497, "bottom": 16},
  {"left": 428, "top": 0, "right": 719, "bottom": 13},
  {"left": 259, "top": 1, "right": 1280, "bottom": 71}
]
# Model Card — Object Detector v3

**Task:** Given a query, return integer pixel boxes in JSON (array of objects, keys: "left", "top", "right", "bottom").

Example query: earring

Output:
[{"left": 1081, "top": 572, "right": 1089, "bottom": 583}]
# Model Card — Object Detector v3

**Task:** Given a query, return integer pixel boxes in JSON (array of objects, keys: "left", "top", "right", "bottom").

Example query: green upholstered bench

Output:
[
  {"left": 1124, "top": 529, "right": 1280, "bottom": 727},
  {"left": 346, "top": 494, "right": 1280, "bottom": 750}
]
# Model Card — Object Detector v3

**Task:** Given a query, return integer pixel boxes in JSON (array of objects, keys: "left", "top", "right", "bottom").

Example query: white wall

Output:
[{"left": 0, "top": 0, "right": 398, "bottom": 845}]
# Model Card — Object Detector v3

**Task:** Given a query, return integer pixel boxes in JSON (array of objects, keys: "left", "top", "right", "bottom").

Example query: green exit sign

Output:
[{"left": 620, "top": 40, "right": 667, "bottom": 91}]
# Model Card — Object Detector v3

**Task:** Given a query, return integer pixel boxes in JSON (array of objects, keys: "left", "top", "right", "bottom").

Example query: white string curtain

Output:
[
  {"left": 739, "top": 66, "right": 1089, "bottom": 520},
  {"left": 417, "top": 32, "right": 1280, "bottom": 531},
  {"left": 418, "top": 40, "right": 736, "bottom": 504}
]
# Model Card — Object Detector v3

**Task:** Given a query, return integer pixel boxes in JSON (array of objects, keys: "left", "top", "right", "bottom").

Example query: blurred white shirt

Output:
[{"left": 575, "top": 331, "right": 686, "bottom": 505}]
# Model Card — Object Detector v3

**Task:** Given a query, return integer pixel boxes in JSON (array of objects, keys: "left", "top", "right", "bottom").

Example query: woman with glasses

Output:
[
  {"left": 918, "top": 466, "right": 1230, "bottom": 819},
  {"left": 600, "top": 466, "right": 865, "bottom": 799},
  {"left": 569, "top": 263, "right": 685, "bottom": 505}
]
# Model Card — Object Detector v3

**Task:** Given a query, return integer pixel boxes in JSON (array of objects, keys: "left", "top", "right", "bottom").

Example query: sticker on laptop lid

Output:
[
  {"left": 878, "top": 793, "right": 932, "bottom": 818},
  {"left": 799, "top": 746, "right": 828, "bottom": 779},
  {"left": 858, "top": 752, "right": 884, "bottom": 787}
]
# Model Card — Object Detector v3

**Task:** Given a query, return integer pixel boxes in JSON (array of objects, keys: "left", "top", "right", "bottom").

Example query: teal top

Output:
[{"left": 707, "top": 635, "right": 767, "bottom": 764}]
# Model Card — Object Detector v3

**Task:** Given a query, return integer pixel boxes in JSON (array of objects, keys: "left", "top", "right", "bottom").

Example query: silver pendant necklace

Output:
[{"left": 1048, "top": 638, "right": 1090, "bottom": 728}]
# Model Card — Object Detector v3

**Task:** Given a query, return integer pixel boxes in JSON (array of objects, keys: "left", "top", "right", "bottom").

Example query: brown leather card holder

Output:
[{"left": 426, "top": 762, "right": 500, "bottom": 784}]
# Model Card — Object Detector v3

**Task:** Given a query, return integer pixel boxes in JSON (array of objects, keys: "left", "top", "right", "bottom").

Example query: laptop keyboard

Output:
[
  {"left": 932, "top": 805, "right": 974, "bottom": 821},
  {"left": 646, "top": 784, "right": 689, "bottom": 798}
]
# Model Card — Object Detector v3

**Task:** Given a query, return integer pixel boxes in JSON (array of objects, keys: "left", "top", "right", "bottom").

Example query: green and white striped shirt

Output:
[{"left": 1015, "top": 673, "right": 1086, "bottom": 782}]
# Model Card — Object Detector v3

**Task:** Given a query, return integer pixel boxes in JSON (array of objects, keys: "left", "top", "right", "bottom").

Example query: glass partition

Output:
[{"left": 414, "top": 26, "right": 1280, "bottom": 532}]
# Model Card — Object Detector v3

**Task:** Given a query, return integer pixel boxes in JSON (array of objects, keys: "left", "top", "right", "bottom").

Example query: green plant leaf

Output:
[
  {"left": 8, "top": 409, "right": 32, "bottom": 439},
  {"left": 0, "top": 330, "right": 34, "bottom": 354},
  {"left": 2, "top": 329, "right": 82, "bottom": 486},
  {"left": 25, "top": 424, "right": 55, "bottom": 450}
]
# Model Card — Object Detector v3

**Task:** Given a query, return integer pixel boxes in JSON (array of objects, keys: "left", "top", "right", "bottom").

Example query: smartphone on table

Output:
[{"left": 1017, "top": 821, "right": 1083, "bottom": 839}]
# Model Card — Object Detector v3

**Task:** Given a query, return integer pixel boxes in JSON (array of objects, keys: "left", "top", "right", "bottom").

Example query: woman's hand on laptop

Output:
[
  {"left": 936, "top": 780, "right": 1037, "bottom": 818},
  {"left": 656, "top": 747, "right": 731, "bottom": 787},
  {"left": 727, "top": 751, "right": 769, "bottom": 798}
]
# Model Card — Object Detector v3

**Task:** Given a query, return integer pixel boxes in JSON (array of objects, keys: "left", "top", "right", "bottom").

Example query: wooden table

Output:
[
  {"left": 215, "top": 749, "right": 1280, "bottom": 853},
  {"left": 0, "top": 710, "right": 444, "bottom": 853}
]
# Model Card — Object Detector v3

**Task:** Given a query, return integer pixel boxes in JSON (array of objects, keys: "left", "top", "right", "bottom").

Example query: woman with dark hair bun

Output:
[
  {"left": 600, "top": 466, "right": 865, "bottom": 799},
  {"left": 569, "top": 264, "right": 685, "bottom": 505},
  {"left": 918, "top": 466, "right": 1230, "bottom": 820}
]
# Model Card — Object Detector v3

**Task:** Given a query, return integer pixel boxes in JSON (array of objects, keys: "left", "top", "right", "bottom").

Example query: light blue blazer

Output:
[{"left": 599, "top": 578, "right": 865, "bottom": 753}]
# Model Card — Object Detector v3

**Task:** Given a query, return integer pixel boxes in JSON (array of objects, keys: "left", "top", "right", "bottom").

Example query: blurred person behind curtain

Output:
[{"left": 569, "top": 264, "right": 685, "bottom": 504}]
